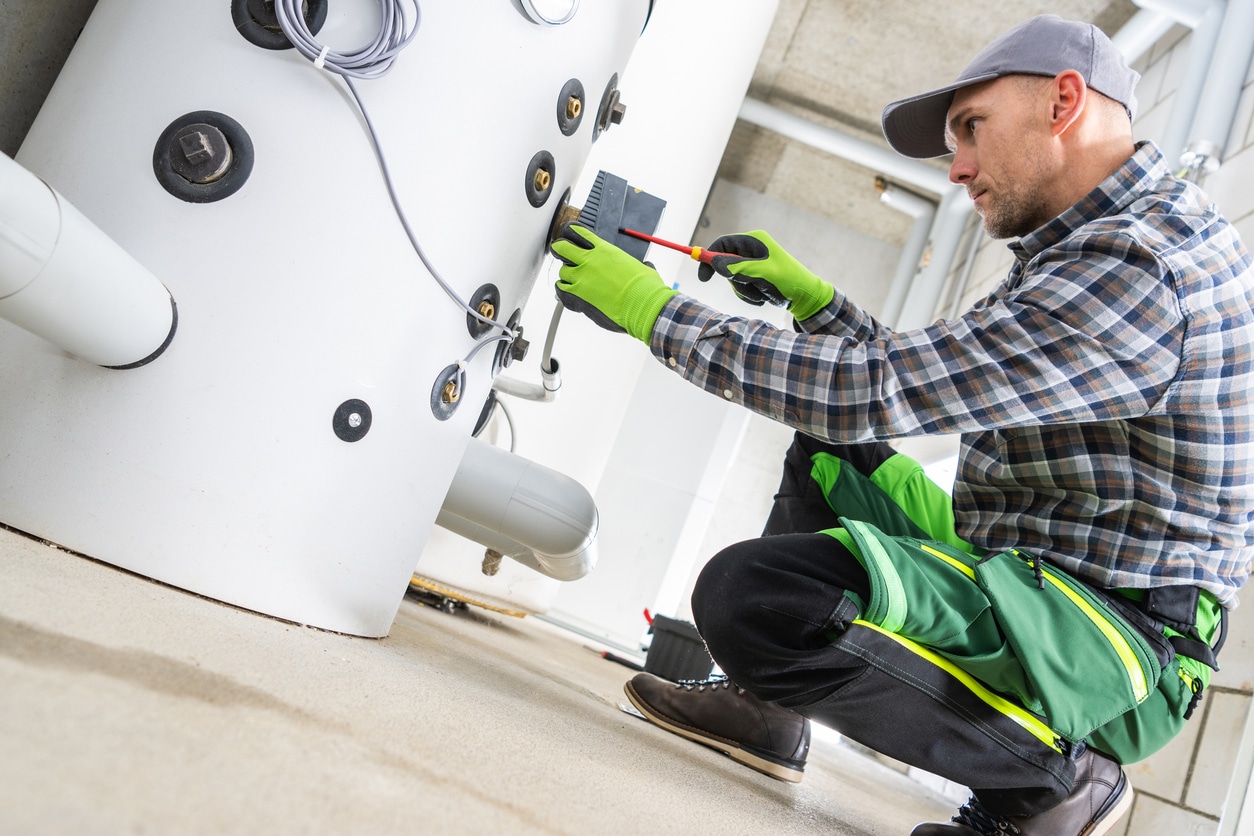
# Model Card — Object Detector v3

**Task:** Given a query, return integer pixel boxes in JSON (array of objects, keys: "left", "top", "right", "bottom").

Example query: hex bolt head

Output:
[
  {"left": 510, "top": 335, "right": 531, "bottom": 362},
  {"left": 533, "top": 168, "right": 552, "bottom": 192},
  {"left": 609, "top": 101, "right": 626, "bottom": 125},
  {"left": 169, "top": 123, "right": 233, "bottom": 184},
  {"left": 566, "top": 96, "right": 582, "bottom": 120},
  {"left": 441, "top": 380, "right": 460, "bottom": 404},
  {"left": 477, "top": 300, "right": 496, "bottom": 321}
]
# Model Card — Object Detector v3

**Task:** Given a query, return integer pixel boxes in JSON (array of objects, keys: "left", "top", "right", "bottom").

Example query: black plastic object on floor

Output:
[{"left": 644, "top": 615, "right": 714, "bottom": 682}]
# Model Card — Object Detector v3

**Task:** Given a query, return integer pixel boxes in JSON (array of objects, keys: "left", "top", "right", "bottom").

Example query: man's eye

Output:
[{"left": 967, "top": 118, "right": 981, "bottom": 134}]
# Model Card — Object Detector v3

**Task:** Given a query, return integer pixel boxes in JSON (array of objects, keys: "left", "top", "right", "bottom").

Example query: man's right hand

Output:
[{"left": 697, "top": 231, "right": 834, "bottom": 321}]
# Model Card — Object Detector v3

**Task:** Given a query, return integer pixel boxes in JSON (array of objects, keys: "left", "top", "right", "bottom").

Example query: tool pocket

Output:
[{"left": 974, "top": 549, "right": 1165, "bottom": 742}]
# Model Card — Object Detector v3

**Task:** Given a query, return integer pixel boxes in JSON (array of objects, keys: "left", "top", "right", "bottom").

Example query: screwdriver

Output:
[{"left": 620, "top": 228, "right": 733, "bottom": 265}]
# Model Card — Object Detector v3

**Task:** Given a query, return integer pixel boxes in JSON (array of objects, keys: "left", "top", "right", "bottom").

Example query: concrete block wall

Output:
[{"left": 941, "top": 21, "right": 1254, "bottom": 835}]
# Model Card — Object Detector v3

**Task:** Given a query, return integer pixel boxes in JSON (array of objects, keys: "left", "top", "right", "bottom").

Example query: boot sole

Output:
[
  {"left": 623, "top": 681, "right": 805, "bottom": 784},
  {"left": 1087, "top": 774, "right": 1133, "bottom": 836}
]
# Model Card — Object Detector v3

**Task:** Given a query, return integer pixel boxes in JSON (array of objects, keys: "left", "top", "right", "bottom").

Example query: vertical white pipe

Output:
[
  {"left": 1138, "top": 0, "right": 1227, "bottom": 167},
  {"left": 877, "top": 183, "right": 936, "bottom": 327},
  {"left": 1182, "top": 0, "right": 1254, "bottom": 174},
  {"left": 896, "top": 187, "right": 969, "bottom": 331},
  {"left": 0, "top": 153, "right": 175, "bottom": 368}
]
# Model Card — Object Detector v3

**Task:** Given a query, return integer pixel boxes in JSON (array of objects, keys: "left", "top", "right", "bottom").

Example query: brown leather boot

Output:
[
  {"left": 911, "top": 747, "right": 1132, "bottom": 835},
  {"left": 624, "top": 672, "right": 810, "bottom": 783}
]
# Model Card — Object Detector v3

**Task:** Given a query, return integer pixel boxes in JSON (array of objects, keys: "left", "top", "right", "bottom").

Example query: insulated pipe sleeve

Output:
[
  {"left": 435, "top": 438, "right": 599, "bottom": 582},
  {"left": 0, "top": 153, "right": 176, "bottom": 368}
]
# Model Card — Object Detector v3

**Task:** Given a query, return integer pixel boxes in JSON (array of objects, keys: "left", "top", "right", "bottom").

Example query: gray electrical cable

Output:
[{"left": 272, "top": 0, "right": 515, "bottom": 341}]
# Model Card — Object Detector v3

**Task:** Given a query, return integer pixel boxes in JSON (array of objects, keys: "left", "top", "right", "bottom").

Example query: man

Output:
[{"left": 550, "top": 15, "right": 1253, "bottom": 836}]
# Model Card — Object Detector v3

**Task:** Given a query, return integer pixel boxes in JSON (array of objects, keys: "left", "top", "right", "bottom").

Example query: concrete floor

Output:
[{"left": 0, "top": 524, "right": 956, "bottom": 835}]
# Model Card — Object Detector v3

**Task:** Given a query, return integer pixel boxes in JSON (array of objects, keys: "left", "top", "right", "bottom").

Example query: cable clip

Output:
[{"left": 314, "top": 46, "right": 330, "bottom": 70}]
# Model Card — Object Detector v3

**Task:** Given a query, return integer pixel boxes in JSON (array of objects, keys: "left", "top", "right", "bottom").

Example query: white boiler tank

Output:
[{"left": 0, "top": 0, "right": 650, "bottom": 636}]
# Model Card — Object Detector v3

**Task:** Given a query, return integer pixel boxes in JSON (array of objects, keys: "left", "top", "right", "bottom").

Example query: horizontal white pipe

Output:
[
  {"left": 492, "top": 360, "right": 562, "bottom": 402},
  {"left": 1133, "top": 0, "right": 1212, "bottom": 28},
  {"left": 738, "top": 97, "right": 954, "bottom": 195},
  {"left": 1111, "top": 8, "right": 1180, "bottom": 62},
  {"left": 0, "top": 153, "right": 175, "bottom": 367},
  {"left": 436, "top": 438, "right": 599, "bottom": 582}
]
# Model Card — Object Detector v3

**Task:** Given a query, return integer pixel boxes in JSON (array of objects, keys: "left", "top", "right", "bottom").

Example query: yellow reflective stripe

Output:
[
  {"left": 1038, "top": 567, "right": 1149, "bottom": 703},
  {"left": 854, "top": 619, "right": 1064, "bottom": 754},
  {"left": 920, "top": 544, "right": 976, "bottom": 580},
  {"left": 846, "top": 520, "right": 907, "bottom": 633}
]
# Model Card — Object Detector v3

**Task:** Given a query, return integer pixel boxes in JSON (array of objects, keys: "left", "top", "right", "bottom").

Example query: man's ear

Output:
[{"left": 1049, "top": 69, "right": 1087, "bottom": 137}]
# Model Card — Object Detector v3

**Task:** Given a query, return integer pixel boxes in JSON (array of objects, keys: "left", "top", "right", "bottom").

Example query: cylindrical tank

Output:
[{"left": 0, "top": 0, "right": 650, "bottom": 636}]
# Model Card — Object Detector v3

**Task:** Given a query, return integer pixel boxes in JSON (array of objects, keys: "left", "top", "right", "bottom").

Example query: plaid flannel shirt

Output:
[{"left": 651, "top": 143, "right": 1254, "bottom": 606}]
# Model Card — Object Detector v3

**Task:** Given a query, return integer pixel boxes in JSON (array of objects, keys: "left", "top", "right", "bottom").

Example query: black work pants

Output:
[{"left": 690, "top": 434, "right": 1079, "bottom": 817}]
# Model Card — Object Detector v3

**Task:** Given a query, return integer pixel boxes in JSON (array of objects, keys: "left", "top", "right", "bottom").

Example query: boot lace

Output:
[
  {"left": 952, "top": 797, "right": 1020, "bottom": 835},
  {"left": 675, "top": 675, "right": 740, "bottom": 694}
]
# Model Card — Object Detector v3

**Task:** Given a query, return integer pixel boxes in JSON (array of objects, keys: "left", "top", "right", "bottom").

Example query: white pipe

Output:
[
  {"left": 1182, "top": 0, "right": 1254, "bottom": 174},
  {"left": 738, "top": 97, "right": 953, "bottom": 196},
  {"left": 896, "top": 188, "right": 971, "bottom": 330},
  {"left": 1136, "top": 0, "right": 1227, "bottom": 167},
  {"left": 1111, "top": 8, "right": 1180, "bottom": 61},
  {"left": 877, "top": 182, "right": 936, "bottom": 327},
  {"left": 436, "top": 438, "right": 599, "bottom": 582},
  {"left": 492, "top": 359, "right": 562, "bottom": 403},
  {"left": 0, "top": 153, "right": 175, "bottom": 368},
  {"left": 1134, "top": 0, "right": 1212, "bottom": 27}
]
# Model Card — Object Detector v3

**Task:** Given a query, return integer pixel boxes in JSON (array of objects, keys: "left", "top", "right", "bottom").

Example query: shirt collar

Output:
[{"left": 1008, "top": 141, "right": 1170, "bottom": 263}]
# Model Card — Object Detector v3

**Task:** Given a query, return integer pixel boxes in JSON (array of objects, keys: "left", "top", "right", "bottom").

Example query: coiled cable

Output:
[{"left": 272, "top": 0, "right": 518, "bottom": 360}]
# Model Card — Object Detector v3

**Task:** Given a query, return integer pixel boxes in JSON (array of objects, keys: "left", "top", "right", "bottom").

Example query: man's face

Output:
[{"left": 944, "top": 77, "right": 1055, "bottom": 239}]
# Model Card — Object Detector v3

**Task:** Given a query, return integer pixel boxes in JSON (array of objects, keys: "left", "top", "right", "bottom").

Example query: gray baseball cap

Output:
[{"left": 881, "top": 15, "right": 1140, "bottom": 159}]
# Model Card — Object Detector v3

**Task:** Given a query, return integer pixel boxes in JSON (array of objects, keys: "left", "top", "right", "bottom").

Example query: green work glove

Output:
[
  {"left": 697, "top": 230, "right": 834, "bottom": 321},
  {"left": 550, "top": 223, "right": 678, "bottom": 343}
]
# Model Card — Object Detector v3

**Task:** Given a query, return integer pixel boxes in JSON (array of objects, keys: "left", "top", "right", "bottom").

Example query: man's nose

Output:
[{"left": 949, "top": 149, "right": 975, "bottom": 184}]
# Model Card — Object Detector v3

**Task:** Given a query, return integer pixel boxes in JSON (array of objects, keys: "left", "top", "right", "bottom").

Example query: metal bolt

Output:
[
  {"left": 442, "top": 380, "right": 460, "bottom": 404},
  {"left": 477, "top": 300, "right": 496, "bottom": 321},
  {"left": 482, "top": 549, "right": 503, "bottom": 576},
  {"left": 609, "top": 101, "right": 626, "bottom": 125},
  {"left": 510, "top": 335, "right": 530, "bottom": 362},
  {"left": 347, "top": 412, "right": 363, "bottom": 428},
  {"left": 169, "top": 123, "right": 232, "bottom": 185},
  {"left": 533, "top": 167, "right": 552, "bottom": 192},
  {"left": 566, "top": 96, "right": 582, "bottom": 120}
]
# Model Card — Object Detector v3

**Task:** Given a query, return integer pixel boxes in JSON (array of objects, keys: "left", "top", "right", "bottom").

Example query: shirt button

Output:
[
  {"left": 668, "top": 357, "right": 677, "bottom": 367},
  {"left": 723, "top": 389, "right": 733, "bottom": 399}
]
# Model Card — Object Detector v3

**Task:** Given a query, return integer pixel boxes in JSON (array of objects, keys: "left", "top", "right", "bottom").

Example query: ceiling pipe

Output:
[
  {"left": 1111, "top": 7, "right": 1181, "bottom": 59},
  {"left": 875, "top": 179, "right": 936, "bottom": 327},
  {"left": 1181, "top": 0, "right": 1254, "bottom": 177},
  {"left": 735, "top": 7, "right": 1189, "bottom": 333},
  {"left": 738, "top": 97, "right": 953, "bottom": 196}
]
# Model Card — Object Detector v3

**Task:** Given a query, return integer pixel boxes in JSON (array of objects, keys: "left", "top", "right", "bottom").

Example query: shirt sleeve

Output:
[{"left": 649, "top": 230, "right": 1184, "bottom": 443}]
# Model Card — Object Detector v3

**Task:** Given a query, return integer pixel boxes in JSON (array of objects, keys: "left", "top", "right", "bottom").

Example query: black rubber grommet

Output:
[
  {"left": 525, "top": 150, "right": 556, "bottom": 208},
  {"left": 153, "top": 111, "right": 254, "bottom": 204},
  {"left": 557, "top": 78, "right": 585, "bottom": 136},
  {"left": 333, "top": 399, "right": 373, "bottom": 442},
  {"left": 231, "top": 0, "right": 328, "bottom": 50}
]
